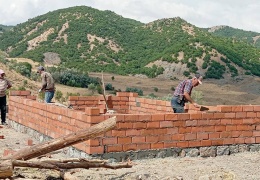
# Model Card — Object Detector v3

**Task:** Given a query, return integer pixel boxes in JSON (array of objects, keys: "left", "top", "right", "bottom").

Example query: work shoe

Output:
[{"left": 1, "top": 122, "right": 8, "bottom": 125}]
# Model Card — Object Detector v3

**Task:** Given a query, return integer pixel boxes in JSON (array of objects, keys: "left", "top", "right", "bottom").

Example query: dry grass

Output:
[{"left": 1, "top": 58, "right": 259, "bottom": 106}]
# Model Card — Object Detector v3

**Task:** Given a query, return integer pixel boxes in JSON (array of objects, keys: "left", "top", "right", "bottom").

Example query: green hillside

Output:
[
  {"left": 206, "top": 26, "right": 260, "bottom": 48},
  {"left": 0, "top": 6, "right": 259, "bottom": 78}
]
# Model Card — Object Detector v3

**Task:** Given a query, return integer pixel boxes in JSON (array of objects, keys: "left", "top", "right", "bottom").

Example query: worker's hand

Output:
[
  {"left": 193, "top": 103, "right": 200, "bottom": 108},
  {"left": 38, "top": 89, "right": 42, "bottom": 93}
]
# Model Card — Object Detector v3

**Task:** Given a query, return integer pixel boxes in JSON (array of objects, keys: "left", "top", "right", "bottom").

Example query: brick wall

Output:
[{"left": 8, "top": 91, "right": 260, "bottom": 155}]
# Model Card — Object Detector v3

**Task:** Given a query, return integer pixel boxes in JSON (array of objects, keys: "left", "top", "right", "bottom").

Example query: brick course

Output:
[{"left": 7, "top": 91, "right": 260, "bottom": 155}]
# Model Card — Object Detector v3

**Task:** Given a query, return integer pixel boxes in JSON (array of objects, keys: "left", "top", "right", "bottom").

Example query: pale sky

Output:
[{"left": 0, "top": 0, "right": 260, "bottom": 32}]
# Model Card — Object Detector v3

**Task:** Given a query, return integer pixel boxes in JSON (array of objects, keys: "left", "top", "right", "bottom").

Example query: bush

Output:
[
  {"left": 55, "top": 90, "right": 63, "bottom": 102},
  {"left": 105, "top": 83, "right": 114, "bottom": 90},
  {"left": 183, "top": 71, "right": 190, "bottom": 77},
  {"left": 153, "top": 87, "right": 158, "bottom": 92},
  {"left": 125, "top": 87, "right": 143, "bottom": 96}
]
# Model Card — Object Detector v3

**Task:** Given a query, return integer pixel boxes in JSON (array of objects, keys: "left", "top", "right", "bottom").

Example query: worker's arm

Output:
[{"left": 183, "top": 92, "right": 199, "bottom": 107}]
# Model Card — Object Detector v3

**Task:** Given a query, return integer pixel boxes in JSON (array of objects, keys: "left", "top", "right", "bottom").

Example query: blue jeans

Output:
[
  {"left": 45, "top": 91, "right": 54, "bottom": 103},
  {"left": 171, "top": 96, "right": 185, "bottom": 113}
]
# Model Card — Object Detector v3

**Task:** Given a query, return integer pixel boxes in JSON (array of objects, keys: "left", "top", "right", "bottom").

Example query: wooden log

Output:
[
  {"left": 12, "top": 159, "right": 132, "bottom": 170},
  {"left": 4, "top": 116, "right": 116, "bottom": 161},
  {"left": 0, "top": 160, "right": 13, "bottom": 178},
  {"left": 0, "top": 116, "right": 116, "bottom": 178}
]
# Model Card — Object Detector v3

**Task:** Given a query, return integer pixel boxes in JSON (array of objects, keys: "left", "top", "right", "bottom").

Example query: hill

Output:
[
  {"left": 0, "top": 6, "right": 259, "bottom": 79},
  {"left": 206, "top": 25, "right": 260, "bottom": 48}
]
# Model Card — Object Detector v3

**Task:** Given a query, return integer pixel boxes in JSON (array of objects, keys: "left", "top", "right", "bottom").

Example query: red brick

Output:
[
  {"left": 145, "top": 136, "right": 159, "bottom": 143},
  {"left": 9, "top": 90, "right": 21, "bottom": 96},
  {"left": 118, "top": 122, "right": 133, "bottom": 129},
  {"left": 218, "top": 105, "right": 232, "bottom": 112},
  {"left": 106, "top": 145, "right": 123, "bottom": 152},
  {"left": 125, "top": 129, "right": 141, "bottom": 136},
  {"left": 209, "top": 133, "right": 220, "bottom": 139},
  {"left": 68, "top": 96, "right": 79, "bottom": 101},
  {"left": 231, "top": 119, "right": 243, "bottom": 125},
  {"left": 256, "top": 137, "right": 260, "bottom": 143},
  {"left": 254, "top": 106, "right": 260, "bottom": 112},
  {"left": 172, "top": 121, "right": 185, "bottom": 127},
  {"left": 220, "top": 131, "right": 232, "bottom": 138},
  {"left": 190, "top": 113, "right": 202, "bottom": 120},
  {"left": 236, "top": 125, "right": 250, "bottom": 131},
  {"left": 176, "top": 141, "right": 189, "bottom": 148},
  {"left": 245, "top": 137, "right": 255, "bottom": 144},
  {"left": 111, "top": 130, "right": 126, "bottom": 136},
  {"left": 102, "top": 137, "right": 118, "bottom": 145},
  {"left": 177, "top": 114, "right": 190, "bottom": 120},
  {"left": 85, "top": 107, "right": 100, "bottom": 115},
  {"left": 234, "top": 138, "right": 245, "bottom": 144},
  {"left": 86, "top": 146, "right": 104, "bottom": 154},
  {"left": 220, "top": 119, "right": 235, "bottom": 125},
  {"left": 223, "top": 138, "right": 235, "bottom": 145},
  {"left": 158, "top": 134, "right": 172, "bottom": 142},
  {"left": 179, "top": 127, "right": 192, "bottom": 134},
  {"left": 137, "top": 143, "right": 151, "bottom": 150},
  {"left": 253, "top": 131, "right": 260, "bottom": 137},
  {"left": 151, "top": 114, "right": 165, "bottom": 121},
  {"left": 166, "top": 127, "right": 178, "bottom": 134},
  {"left": 202, "top": 113, "right": 214, "bottom": 119},
  {"left": 151, "top": 143, "right": 164, "bottom": 149},
  {"left": 27, "top": 139, "right": 33, "bottom": 146},
  {"left": 232, "top": 106, "right": 243, "bottom": 112},
  {"left": 123, "top": 144, "right": 137, "bottom": 151},
  {"left": 86, "top": 139, "right": 100, "bottom": 146},
  {"left": 172, "top": 134, "right": 185, "bottom": 141},
  {"left": 189, "top": 141, "right": 201, "bottom": 147},
  {"left": 211, "top": 139, "right": 223, "bottom": 146},
  {"left": 197, "top": 133, "right": 209, "bottom": 140},
  {"left": 164, "top": 142, "right": 177, "bottom": 148},
  {"left": 215, "top": 125, "right": 226, "bottom": 132},
  {"left": 165, "top": 114, "right": 178, "bottom": 120},
  {"left": 132, "top": 136, "right": 146, "bottom": 143},
  {"left": 147, "top": 122, "right": 160, "bottom": 128},
  {"left": 201, "top": 140, "right": 212, "bottom": 146},
  {"left": 242, "top": 105, "right": 254, "bottom": 112},
  {"left": 185, "top": 120, "right": 197, "bottom": 126},
  {"left": 236, "top": 112, "right": 247, "bottom": 118},
  {"left": 213, "top": 113, "right": 225, "bottom": 119},
  {"left": 185, "top": 133, "right": 197, "bottom": 140},
  {"left": 160, "top": 121, "right": 173, "bottom": 128},
  {"left": 226, "top": 125, "right": 237, "bottom": 131},
  {"left": 118, "top": 137, "right": 131, "bottom": 144},
  {"left": 133, "top": 122, "right": 147, "bottom": 129}
]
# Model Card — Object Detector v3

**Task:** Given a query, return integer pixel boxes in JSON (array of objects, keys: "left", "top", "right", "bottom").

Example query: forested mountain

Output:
[
  {"left": 0, "top": 6, "right": 259, "bottom": 79},
  {"left": 0, "top": 24, "right": 13, "bottom": 35},
  {"left": 206, "top": 26, "right": 260, "bottom": 48}
]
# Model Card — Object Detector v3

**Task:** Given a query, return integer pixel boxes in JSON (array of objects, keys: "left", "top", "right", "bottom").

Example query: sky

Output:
[{"left": 0, "top": 0, "right": 260, "bottom": 32}]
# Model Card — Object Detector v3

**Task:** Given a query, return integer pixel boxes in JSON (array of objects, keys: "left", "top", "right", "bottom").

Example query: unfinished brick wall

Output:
[{"left": 7, "top": 90, "right": 260, "bottom": 155}]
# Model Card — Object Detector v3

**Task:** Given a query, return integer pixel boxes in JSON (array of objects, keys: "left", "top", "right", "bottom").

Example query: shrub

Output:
[
  {"left": 125, "top": 87, "right": 143, "bottom": 96},
  {"left": 55, "top": 90, "right": 63, "bottom": 102},
  {"left": 105, "top": 83, "right": 114, "bottom": 90},
  {"left": 153, "top": 87, "right": 158, "bottom": 92}
]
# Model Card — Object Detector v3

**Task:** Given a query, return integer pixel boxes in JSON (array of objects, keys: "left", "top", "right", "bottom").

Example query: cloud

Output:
[{"left": 0, "top": 0, "right": 260, "bottom": 32}]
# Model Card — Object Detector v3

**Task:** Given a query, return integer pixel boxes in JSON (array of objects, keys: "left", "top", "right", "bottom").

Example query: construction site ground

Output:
[{"left": 1, "top": 124, "right": 260, "bottom": 180}]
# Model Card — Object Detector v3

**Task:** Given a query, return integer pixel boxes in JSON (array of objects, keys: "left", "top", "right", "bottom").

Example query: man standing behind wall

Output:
[
  {"left": 37, "top": 66, "right": 55, "bottom": 103},
  {"left": 0, "top": 69, "right": 12, "bottom": 125},
  {"left": 171, "top": 73, "right": 203, "bottom": 113}
]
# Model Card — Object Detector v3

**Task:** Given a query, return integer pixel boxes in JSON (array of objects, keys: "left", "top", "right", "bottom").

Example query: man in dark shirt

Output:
[
  {"left": 171, "top": 73, "right": 202, "bottom": 113},
  {"left": 0, "top": 69, "right": 12, "bottom": 125},
  {"left": 37, "top": 66, "right": 55, "bottom": 103}
]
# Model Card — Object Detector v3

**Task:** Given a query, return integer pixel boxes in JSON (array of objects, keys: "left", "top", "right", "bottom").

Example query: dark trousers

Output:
[
  {"left": 171, "top": 96, "right": 185, "bottom": 113},
  {"left": 0, "top": 96, "right": 7, "bottom": 123}
]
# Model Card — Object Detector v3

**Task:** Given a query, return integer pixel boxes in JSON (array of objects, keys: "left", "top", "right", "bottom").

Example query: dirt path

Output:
[{"left": 1, "top": 124, "right": 260, "bottom": 180}]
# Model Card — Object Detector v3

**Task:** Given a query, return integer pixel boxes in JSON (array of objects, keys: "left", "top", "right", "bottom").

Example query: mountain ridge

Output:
[{"left": 0, "top": 5, "right": 259, "bottom": 80}]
